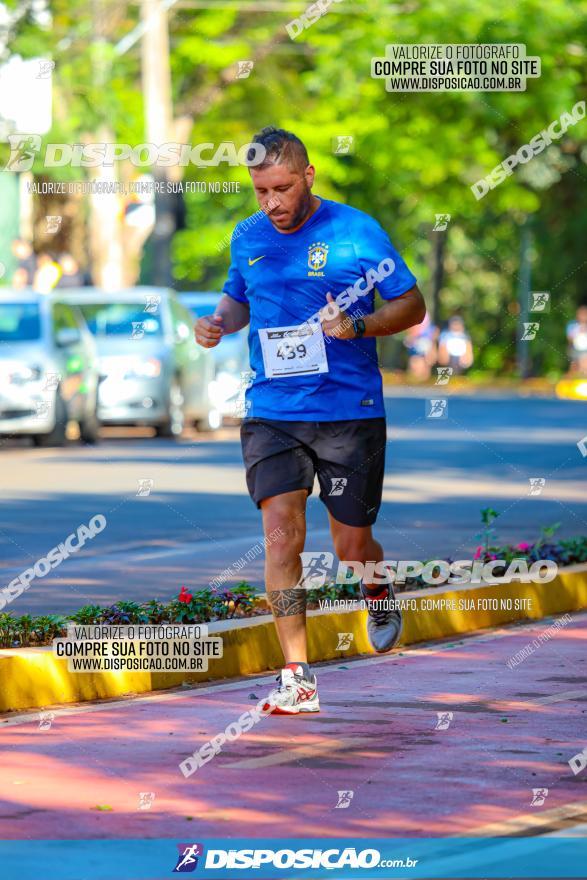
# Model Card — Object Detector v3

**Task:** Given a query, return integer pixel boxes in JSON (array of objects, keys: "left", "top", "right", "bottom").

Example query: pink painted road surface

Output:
[{"left": 1, "top": 613, "right": 587, "bottom": 840}]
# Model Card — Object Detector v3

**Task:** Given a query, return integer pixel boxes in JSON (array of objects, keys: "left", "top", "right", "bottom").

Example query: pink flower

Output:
[
  {"left": 474, "top": 546, "right": 483, "bottom": 560},
  {"left": 178, "top": 585, "right": 193, "bottom": 604},
  {"left": 516, "top": 542, "right": 531, "bottom": 552}
]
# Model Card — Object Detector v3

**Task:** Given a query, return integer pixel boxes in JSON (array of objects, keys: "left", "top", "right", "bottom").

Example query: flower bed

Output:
[
  {"left": 0, "top": 584, "right": 258, "bottom": 649},
  {"left": 2, "top": 511, "right": 585, "bottom": 649}
]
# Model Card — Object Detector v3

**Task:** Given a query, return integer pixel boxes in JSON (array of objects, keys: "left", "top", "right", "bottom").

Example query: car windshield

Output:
[
  {"left": 78, "top": 303, "right": 163, "bottom": 337},
  {"left": 0, "top": 303, "right": 42, "bottom": 341}
]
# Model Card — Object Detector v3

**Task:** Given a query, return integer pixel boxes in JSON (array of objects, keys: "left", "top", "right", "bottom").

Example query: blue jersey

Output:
[{"left": 223, "top": 196, "right": 417, "bottom": 421}]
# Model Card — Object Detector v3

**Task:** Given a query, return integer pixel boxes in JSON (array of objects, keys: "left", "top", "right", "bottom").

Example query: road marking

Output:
[
  {"left": 461, "top": 799, "right": 587, "bottom": 837},
  {"left": 224, "top": 736, "right": 366, "bottom": 769},
  {"left": 533, "top": 689, "right": 587, "bottom": 704}
]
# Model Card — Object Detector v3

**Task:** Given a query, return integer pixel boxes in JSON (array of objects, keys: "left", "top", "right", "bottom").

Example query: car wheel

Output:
[
  {"left": 32, "top": 391, "right": 68, "bottom": 447},
  {"left": 156, "top": 379, "right": 184, "bottom": 438},
  {"left": 79, "top": 405, "right": 100, "bottom": 445}
]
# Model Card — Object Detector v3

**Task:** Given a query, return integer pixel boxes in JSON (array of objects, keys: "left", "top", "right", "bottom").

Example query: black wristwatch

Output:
[{"left": 352, "top": 317, "right": 366, "bottom": 339}]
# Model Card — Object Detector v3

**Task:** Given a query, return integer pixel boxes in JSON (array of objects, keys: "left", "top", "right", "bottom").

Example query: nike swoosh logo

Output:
[{"left": 248, "top": 255, "right": 266, "bottom": 266}]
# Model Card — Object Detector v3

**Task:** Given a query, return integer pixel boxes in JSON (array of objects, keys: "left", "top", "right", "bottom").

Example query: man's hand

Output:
[
  {"left": 320, "top": 293, "right": 356, "bottom": 340},
  {"left": 194, "top": 313, "right": 224, "bottom": 348}
]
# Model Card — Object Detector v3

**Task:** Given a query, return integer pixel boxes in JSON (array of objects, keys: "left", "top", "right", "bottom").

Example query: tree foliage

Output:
[{"left": 3, "top": 0, "right": 587, "bottom": 373}]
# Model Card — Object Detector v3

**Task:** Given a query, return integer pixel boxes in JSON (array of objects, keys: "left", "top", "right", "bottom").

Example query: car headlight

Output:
[
  {"left": 99, "top": 356, "right": 162, "bottom": 381},
  {"left": 8, "top": 364, "right": 43, "bottom": 385},
  {"left": 125, "top": 358, "right": 162, "bottom": 379}
]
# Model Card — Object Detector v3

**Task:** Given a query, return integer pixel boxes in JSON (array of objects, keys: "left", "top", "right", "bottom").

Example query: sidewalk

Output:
[{"left": 1, "top": 613, "right": 586, "bottom": 840}]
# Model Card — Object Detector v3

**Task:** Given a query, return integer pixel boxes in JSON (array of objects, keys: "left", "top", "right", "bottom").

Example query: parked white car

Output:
[
  {"left": 0, "top": 289, "right": 100, "bottom": 446},
  {"left": 60, "top": 287, "right": 221, "bottom": 435}
]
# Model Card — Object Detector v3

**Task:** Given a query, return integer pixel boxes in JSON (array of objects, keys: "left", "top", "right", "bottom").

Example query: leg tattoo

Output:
[{"left": 267, "top": 587, "right": 307, "bottom": 618}]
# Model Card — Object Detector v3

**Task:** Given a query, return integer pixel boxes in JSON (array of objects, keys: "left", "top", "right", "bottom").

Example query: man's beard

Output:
[{"left": 275, "top": 184, "right": 313, "bottom": 230}]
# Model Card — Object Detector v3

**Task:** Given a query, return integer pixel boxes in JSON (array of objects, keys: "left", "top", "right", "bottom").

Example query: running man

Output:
[{"left": 195, "top": 127, "right": 425, "bottom": 714}]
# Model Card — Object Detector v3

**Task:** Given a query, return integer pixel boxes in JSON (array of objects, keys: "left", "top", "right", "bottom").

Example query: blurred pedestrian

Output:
[
  {"left": 566, "top": 305, "right": 587, "bottom": 376},
  {"left": 11, "top": 266, "right": 30, "bottom": 289},
  {"left": 403, "top": 313, "right": 438, "bottom": 380},
  {"left": 56, "top": 253, "right": 84, "bottom": 288},
  {"left": 438, "top": 315, "right": 473, "bottom": 374},
  {"left": 32, "top": 252, "right": 62, "bottom": 293},
  {"left": 11, "top": 238, "right": 37, "bottom": 286}
]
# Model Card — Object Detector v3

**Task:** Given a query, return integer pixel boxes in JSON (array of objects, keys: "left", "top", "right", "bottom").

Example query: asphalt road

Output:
[{"left": 1, "top": 392, "right": 586, "bottom": 616}]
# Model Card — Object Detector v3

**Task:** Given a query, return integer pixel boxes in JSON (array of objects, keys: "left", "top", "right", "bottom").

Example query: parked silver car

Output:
[
  {"left": 178, "top": 292, "right": 249, "bottom": 419},
  {"left": 60, "top": 287, "right": 220, "bottom": 435},
  {"left": 0, "top": 289, "right": 100, "bottom": 446}
]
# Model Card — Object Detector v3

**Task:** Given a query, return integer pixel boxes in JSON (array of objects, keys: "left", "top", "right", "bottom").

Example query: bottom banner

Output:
[{"left": 1, "top": 837, "right": 587, "bottom": 879}]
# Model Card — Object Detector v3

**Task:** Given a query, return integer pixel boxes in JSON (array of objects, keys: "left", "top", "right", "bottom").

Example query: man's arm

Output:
[
  {"left": 194, "top": 294, "right": 250, "bottom": 349},
  {"left": 360, "top": 285, "right": 426, "bottom": 337},
  {"left": 214, "top": 294, "right": 250, "bottom": 334},
  {"left": 321, "top": 285, "right": 426, "bottom": 340}
]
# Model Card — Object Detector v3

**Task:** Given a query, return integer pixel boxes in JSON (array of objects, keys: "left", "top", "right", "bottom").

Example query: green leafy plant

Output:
[
  {"left": 68, "top": 605, "right": 103, "bottom": 624},
  {"left": 475, "top": 507, "right": 500, "bottom": 557},
  {"left": 0, "top": 613, "right": 17, "bottom": 649}
]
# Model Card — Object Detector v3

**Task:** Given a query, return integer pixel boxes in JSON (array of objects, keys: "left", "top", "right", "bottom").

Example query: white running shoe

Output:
[{"left": 263, "top": 666, "right": 320, "bottom": 715}]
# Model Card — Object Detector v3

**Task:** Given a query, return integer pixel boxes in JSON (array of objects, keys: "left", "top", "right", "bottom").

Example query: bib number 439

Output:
[
  {"left": 259, "top": 323, "right": 329, "bottom": 378},
  {"left": 277, "top": 341, "right": 307, "bottom": 361}
]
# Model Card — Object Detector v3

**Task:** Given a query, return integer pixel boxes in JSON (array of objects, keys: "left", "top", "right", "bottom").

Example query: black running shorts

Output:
[{"left": 240, "top": 418, "right": 387, "bottom": 527}]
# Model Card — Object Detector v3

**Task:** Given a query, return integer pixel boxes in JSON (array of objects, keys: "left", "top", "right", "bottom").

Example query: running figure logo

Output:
[
  {"left": 333, "top": 136, "right": 354, "bottom": 155},
  {"left": 45, "top": 215, "right": 62, "bottom": 233},
  {"left": 138, "top": 792, "right": 155, "bottom": 810},
  {"left": 329, "top": 477, "right": 347, "bottom": 496},
  {"left": 435, "top": 711, "right": 453, "bottom": 730},
  {"left": 530, "top": 292, "right": 550, "bottom": 313},
  {"left": 44, "top": 372, "right": 61, "bottom": 390},
  {"left": 173, "top": 843, "right": 204, "bottom": 873},
  {"left": 144, "top": 295, "right": 161, "bottom": 314},
  {"left": 336, "top": 632, "right": 354, "bottom": 650},
  {"left": 335, "top": 790, "right": 354, "bottom": 809},
  {"left": 5, "top": 134, "right": 41, "bottom": 172},
  {"left": 521, "top": 322, "right": 539, "bottom": 341},
  {"left": 37, "top": 60, "right": 55, "bottom": 79},
  {"left": 236, "top": 60, "right": 254, "bottom": 78},
  {"left": 435, "top": 367, "right": 453, "bottom": 386},
  {"left": 433, "top": 213, "right": 451, "bottom": 231},
  {"left": 427, "top": 399, "right": 448, "bottom": 419},
  {"left": 35, "top": 400, "right": 51, "bottom": 418},
  {"left": 300, "top": 551, "right": 334, "bottom": 588},
  {"left": 38, "top": 711, "right": 55, "bottom": 730},
  {"left": 530, "top": 788, "right": 548, "bottom": 806}
]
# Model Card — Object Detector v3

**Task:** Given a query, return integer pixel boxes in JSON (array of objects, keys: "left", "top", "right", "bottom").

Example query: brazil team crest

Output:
[{"left": 308, "top": 241, "right": 329, "bottom": 276}]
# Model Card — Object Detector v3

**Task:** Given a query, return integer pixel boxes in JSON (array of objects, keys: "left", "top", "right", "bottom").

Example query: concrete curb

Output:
[{"left": 1, "top": 565, "right": 586, "bottom": 713}]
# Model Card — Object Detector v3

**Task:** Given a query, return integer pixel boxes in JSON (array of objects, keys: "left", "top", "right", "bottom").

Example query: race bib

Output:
[{"left": 258, "top": 322, "right": 329, "bottom": 378}]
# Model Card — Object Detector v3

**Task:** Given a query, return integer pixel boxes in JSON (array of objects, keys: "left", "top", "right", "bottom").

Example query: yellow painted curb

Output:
[
  {"left": 1, "top": 567, "right": 586, "bottom": 713},
  {"left": 555, "top": 378, "right": 587, "bottom": 400}
]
